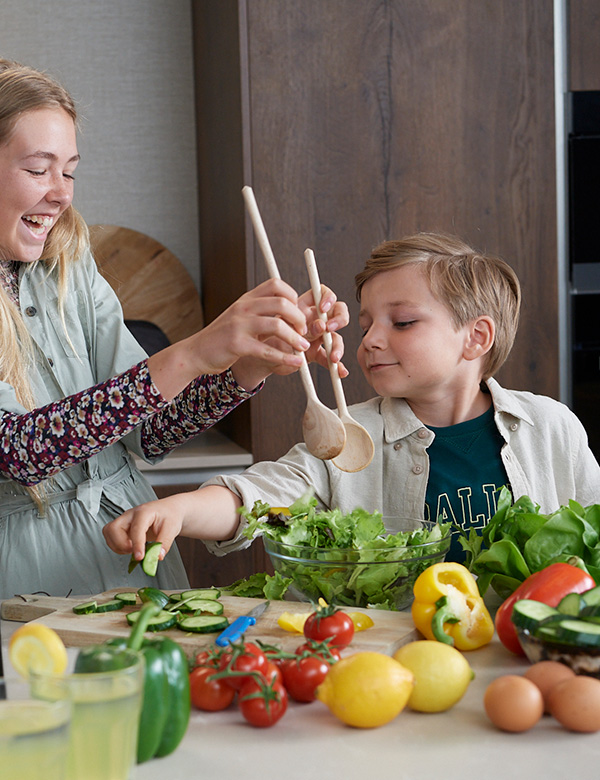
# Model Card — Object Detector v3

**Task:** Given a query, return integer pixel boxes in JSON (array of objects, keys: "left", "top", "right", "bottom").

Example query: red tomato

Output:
[
  {"left": 303, "top": 608, "right": 354, "bottom": 649},
  {"left": 219, "top": 642, "right": 269, "bottom": 690},
  {"left": 262, "top": 661, "right": 283, "bottom": 685},
  {"left": 238, "top": 678, "right": 288, "bottom": 727},
  {"left": 189, "top": 666, "right": 236, "bottom": 712},
  {"left": 281, "top": 655, "right": 331, "bottom": 703}
]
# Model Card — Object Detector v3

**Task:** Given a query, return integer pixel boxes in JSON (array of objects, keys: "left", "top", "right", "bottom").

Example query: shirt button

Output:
[
  {"left": 510, "top": 422, "right": 518, "bottom": 431},
  {"left": 394, "top": 442, "right": 402, "bottom": 451},
  {"left": 417, "top": 429, "right": 428, "bottom": 439},
  {"left": 25, "top": 306, "right": 37, "bottom": 317},
  {"left": 412, "top": 464, "right": 424, "bottom": 475}
]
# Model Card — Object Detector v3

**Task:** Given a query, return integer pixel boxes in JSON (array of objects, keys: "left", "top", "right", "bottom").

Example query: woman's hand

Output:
[
  {"left": 231, "top": 283, "right": 349, "bottom": 389},
  {"left": 298, "top": 285, "right": 349, "bottom": 373},
  {"left": 147, "top": 278, "right": 311, "bottom": 400}
]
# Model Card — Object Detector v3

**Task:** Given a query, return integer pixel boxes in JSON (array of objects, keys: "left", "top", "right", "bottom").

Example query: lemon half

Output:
[{"left": 9, "top": 623, "right": 68, "bottom": 679}]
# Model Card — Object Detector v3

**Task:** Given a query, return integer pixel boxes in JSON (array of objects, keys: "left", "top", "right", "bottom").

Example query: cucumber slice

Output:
[
  {"left": 511, "top": 599, "right": 560, "bottom": 631},
  {"left": 138, "top": 587, "right": 170, "bottom": 609},
  {"left": 579, "top": 604, "right": 600, "bottom": 618},
  {"left": 181, "top": 588, "right": 221, "bottom": 601},
  {"left": 177, "top": 598, "right": 225, "bottom": 615},
  {"left": 582, "top": 585, "right": 600, "bottom": 608},
  {"left": 114, "top": 592, "right": 138, "bottom": 606},
  {"left": 73, "top": 600, "right": 98, "bottom": 615},
  {"left": 128, "top": 541, "right": 162, "bottom": 576},
  {"left": 141, "top": 542, "right": 162, "bottom": 576},
  {"left": 95, "top": 599, "right": 124, "bottom": 613},
  {"left": 551, "top": 619, "right": 600, "bottom": 647},
  {"left": 126, "top": 609, "right": 177, "bottom": 631},
  {"left": 168, "top": 592, "right": 183, "bottom": 602},
  {"left": 177, "top": 614, "right": 229, "bottom": 634},
  {"left": 557, "top": 592, "right": 583, "bottom": 616}
]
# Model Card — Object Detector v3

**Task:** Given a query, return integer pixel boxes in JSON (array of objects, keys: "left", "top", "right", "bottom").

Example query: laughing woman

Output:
[{"left": 0, "top": 59, "right": 348, "bottom": 600}]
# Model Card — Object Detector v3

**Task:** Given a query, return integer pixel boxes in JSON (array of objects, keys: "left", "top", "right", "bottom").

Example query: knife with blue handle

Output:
[{"left": 216, "top": 601, "right": 270, "bottom": 647}]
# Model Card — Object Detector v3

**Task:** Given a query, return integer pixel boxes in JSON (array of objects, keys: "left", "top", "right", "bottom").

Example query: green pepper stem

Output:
[
  {"left": 127, "top": 603, "right": 161, "bottom": 651},
  {"left": 431, "top": 596, "right": 460, "bottom": 646}
]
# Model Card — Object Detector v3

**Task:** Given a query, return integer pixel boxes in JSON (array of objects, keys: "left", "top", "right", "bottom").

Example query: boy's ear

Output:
[{"left": 464, "top": 316, "right": 495, "bottom": 361}]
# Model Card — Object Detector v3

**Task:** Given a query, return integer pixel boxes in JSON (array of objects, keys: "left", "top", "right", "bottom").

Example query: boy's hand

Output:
[{"left": 102, "top": 495, "right": 188, "bottom": 562}]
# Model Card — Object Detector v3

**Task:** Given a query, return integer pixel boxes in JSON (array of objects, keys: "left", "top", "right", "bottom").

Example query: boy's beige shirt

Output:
[{"left": 204, "top": 378, "right": 600, "bottom": 555}]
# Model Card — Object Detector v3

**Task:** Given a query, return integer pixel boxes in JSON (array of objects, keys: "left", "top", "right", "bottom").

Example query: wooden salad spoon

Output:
[
  {"left": 242, "top": 186, "right": 346, "bottom": 461},
  {"left": 304, "top": 248, "right": 375, "bottom": 472}
]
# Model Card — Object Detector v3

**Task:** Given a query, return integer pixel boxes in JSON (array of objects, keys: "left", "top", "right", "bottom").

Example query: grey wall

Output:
[{"left": 0, "top": 0, "right": 200, "bottom": 287}]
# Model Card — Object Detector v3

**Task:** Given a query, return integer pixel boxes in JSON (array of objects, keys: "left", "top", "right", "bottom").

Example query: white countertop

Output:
[{"left": 4, "top": 616, "right": 599, "bottom": 780}]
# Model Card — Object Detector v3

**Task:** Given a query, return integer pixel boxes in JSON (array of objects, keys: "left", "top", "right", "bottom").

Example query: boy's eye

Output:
[
  {"left": 394, "top": 320, "right": 415, "bottom": 329},
  {"left": 27, "top": 169, "right": 45, "bottom": 176}
]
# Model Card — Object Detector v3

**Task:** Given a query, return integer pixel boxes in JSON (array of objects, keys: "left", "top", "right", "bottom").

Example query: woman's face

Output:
[{"left": 0, "top": 107, "right": 79, "bottom": 263}]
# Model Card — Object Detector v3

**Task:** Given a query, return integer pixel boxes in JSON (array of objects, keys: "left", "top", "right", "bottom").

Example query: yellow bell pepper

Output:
[{"left": 411, "top": 562, "right": 494, "bottom": 651}]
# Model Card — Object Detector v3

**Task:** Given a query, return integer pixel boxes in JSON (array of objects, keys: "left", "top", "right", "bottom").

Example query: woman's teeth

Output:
[{"left": 23, "top": 215, "right": 54, "bottom": 235}]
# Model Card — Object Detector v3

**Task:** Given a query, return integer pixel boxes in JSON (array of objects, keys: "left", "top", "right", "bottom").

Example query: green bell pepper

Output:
[{"left": 74, "top": 602, "right": 191, "bottom": 763}]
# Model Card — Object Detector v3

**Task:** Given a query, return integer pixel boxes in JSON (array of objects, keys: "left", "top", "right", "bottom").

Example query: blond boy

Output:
[{"left": 104, "top": 233, "right": 600, "bottom": 563}]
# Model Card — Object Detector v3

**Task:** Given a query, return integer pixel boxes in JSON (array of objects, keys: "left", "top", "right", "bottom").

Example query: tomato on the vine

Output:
[
  {"left": 238, "top": 677, "right": 288, "bottom": 727},
  {"left": 194, "top": 648, "right": 223, "bottom": 669},
  {"left": 189, "top": 666, "right": 236, "bottom": 711},
  {"left": 295, "top": 639, "right": 342, "bottom": 662},
  {"left": 281, "top": 654, "right": 332, "bottom": 703},
  {"left": 303, "top": 606, "right": 354, "bottom": 649},
  {"left": 263, "top": 660, "right": 283, "bottom": 685},
  {"left": 219, "top": 642, "right": 269, "bottom": 690}
]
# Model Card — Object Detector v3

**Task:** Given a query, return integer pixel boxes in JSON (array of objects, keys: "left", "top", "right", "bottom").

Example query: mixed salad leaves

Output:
[
  {"left": 459, "top": 486, "right": 600, "bottom": 599},
  {"left": 240, "top": 495, "right": 450, "bottom": 610}
]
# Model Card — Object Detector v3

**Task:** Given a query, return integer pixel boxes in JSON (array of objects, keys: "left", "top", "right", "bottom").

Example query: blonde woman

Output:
[{"left": 0, "top": 59, "right": 348, "bottom": 599}]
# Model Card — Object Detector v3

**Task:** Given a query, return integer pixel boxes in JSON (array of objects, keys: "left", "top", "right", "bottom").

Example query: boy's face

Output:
[{"left": 357, "top": 264, "right": 475, "bottom": 405}]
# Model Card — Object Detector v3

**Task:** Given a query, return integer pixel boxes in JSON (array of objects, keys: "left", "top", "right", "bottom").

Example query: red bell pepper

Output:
[{"left": 495, "top": 562, "right": 596, "bottom": 655}]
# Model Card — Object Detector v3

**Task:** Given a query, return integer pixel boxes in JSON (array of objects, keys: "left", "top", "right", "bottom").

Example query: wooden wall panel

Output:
[
  {"left": 569, "top": 0, "right": 600, "bottom": 90},
  {"left": 239, "top": 0, "right": 558, "bottom": 462}
]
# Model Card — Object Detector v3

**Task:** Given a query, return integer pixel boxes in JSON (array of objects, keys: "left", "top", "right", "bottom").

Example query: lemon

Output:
[
  {"left": 316, "top": 651, "right": 414, "bottom": 728},
  {"left": 347, "top": 612, "right": 374, "bottom": 632},
  {"left": 9, "top": 623, "right": 68, "bottom": 679},
  {"left": 277, "top": 611, "right": 310, "bottom": 633},
  {"left": 393, "top": 640, "right": 474, "bottom": 713}
]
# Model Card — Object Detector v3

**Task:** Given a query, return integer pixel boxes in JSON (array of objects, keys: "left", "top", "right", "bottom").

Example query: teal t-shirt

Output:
[{"left": 424, "top": 405, "right": 508, "bottom": 562}]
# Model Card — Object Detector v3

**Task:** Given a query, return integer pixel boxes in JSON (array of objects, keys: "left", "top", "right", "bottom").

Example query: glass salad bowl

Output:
[
  {"left": 517, "top": 627, "right": 600, "bottom": 678},
  {"left": 263, "top": 519, "right": 451, "bottom": 611}
]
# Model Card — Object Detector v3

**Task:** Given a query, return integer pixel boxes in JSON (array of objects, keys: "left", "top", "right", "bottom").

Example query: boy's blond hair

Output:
[{"left": 355, "top": 232, "right": 521, "bottom": 379}]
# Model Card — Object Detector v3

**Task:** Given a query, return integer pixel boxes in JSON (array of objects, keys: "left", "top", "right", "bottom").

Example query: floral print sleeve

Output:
[
  {"left": 140, "top": 368, "right": 257, "bottom": 459},
  {"left": 0, "top": 361, "right": 259, "bottom": 486}
]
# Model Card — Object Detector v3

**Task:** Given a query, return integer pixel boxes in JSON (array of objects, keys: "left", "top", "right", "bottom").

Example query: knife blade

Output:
[{"left": 215, "top": 601, "right": 270, "bottom": 647}]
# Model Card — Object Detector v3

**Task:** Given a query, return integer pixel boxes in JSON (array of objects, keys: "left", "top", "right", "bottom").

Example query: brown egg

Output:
[
  {"left": 523, "top": 661, "right": 576, "bottom": 713},
  {"left": 548, "top": 675, "right": 600, "bottom": 732},
  {"left": 484, "top": 675, "right": 544, "bottom": 732}
]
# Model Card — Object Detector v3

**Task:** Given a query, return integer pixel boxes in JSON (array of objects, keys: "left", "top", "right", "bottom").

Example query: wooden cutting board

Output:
[{"left": 1, "top": 589, "right": 419, "bottom": 658}]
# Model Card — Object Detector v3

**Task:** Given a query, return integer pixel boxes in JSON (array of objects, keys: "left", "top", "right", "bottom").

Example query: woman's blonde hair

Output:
[
  {"left": 355, "top": 232, "right": 521, "bottom": 379},
  {"left": 0, "top": 59, "right": 89, "bottom": 504},
  {"left": 0, "top": 58, "right": 89, "bottom": 409}
]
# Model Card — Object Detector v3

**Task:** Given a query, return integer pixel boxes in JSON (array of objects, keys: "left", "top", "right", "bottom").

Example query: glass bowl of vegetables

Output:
[
  {"left": 244, "top": 500, "right": 451, "bottom": 610},
  {"left": 513, "top": 593, "right": 600, "bottom": 678}
]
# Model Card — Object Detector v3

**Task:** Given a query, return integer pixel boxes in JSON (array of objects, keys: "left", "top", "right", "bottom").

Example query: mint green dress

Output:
[{"left": 0, "top": 251, "right": 251, "bottom": 600}]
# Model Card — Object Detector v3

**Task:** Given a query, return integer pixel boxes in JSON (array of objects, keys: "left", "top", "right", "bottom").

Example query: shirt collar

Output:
[
  {"left": 485, "top": 377, "right": 535, "bottom": 426},
  {"left": 378, "top": 376, "right": 535, "bottom": 443}
]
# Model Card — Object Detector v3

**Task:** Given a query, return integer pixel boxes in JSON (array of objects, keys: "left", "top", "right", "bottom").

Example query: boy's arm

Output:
[{"left": 102, "top": 485, "right": 242, "bottom": 563}]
